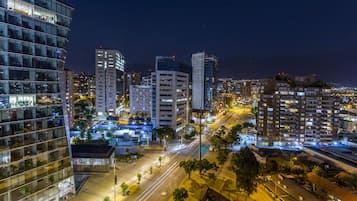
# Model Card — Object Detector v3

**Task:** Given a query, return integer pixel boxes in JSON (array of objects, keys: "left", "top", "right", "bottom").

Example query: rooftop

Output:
[
  {"left": 71, "top": 144, "right": 115, "bottom": 158},
  {"left": 307, "top": 173, "right": 357, "bottom": 201}
]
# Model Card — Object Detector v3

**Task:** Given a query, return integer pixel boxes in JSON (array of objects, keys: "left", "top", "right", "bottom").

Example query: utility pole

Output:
[
  {"left": 199, "top": 108, "right": 202, "bottom": 161},
  {"left": 113, "top": 159, "right": 117, "bottom": 201}
]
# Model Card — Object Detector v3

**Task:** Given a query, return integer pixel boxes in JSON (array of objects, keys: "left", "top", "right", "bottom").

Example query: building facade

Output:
[
  {"left": 129, "top": 85, "right": 151, "bottom": 115},
  {"left": 61, "top": 68, "right": 74, "bottom": 128},
  {"left": 191, "top": 52, "right": 218, "bottom": 111},
  {"left": 95, "top": 48, "right": 125, "bottom": 116},
  {"left": 73, "top": 72, "right": 95, "bottom": 98},
  {"left": 257, "top": 80, "right": 340, "bottom": 145},
  {"left": 0, "top": 0, "right": 75, "bottom": 200},
  {"left": 151, "top": 56, "right": 189, "bottom": 133},
  {"left": 141, "top": 75, "right": 151, "bottom": 86}
]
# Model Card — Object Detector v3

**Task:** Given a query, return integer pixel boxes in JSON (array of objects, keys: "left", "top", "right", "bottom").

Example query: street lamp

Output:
[{"left": 113, "top": 159, "right": 117, "bottom": 201}]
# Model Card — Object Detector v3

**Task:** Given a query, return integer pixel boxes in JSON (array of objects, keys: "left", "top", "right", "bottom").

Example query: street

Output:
[
  {"left": 132, "top": 105, "right": 253, "bottom": 201},
  {"left": 70, "top": 105, "right": 253, "bottom": 201}
]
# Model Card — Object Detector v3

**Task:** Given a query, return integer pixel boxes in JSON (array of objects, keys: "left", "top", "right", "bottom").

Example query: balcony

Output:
[
  {"left": 0, "top": 167, "right": 10, "bottom": 180},
  {"left": 8, "top": 30, "right": 22, "bottom": 40},
  {"left": 9, "top": 45, "right": 22, "bottom": 53},
  {"left": 22, "top": 46, "right": 33, "bottom": 55},
  {"left": 0, "top": 58, "right": 7, "bottom": 65},
  {"left": 23, "top": 33, "right": 34, "bottom": 42},
  {"left": 7, "top": 16, "right": 21, "bottom": 26},
  {"left": 35, "top": 36, "right": 46, "bottom": 45},
  {"left": 10, "top": 152, "right": 23, "bottom": 163},
  {"left": 22, "top": 21, "right": 33, "bottom": 29},
  {"left": 11, "top": 185, "right": 33, "bottom": 201},
  {"left": 9, "top": 59, "right": 22, "bottom": 67}
]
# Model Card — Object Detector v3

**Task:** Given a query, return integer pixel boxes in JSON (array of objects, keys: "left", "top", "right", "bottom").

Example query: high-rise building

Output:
[
  {"left": 151, "top": 56, "right": 189, "bottom": 133},
  {"left": 191, "top": 52, "right": 218, "bottom": 111},
  {"left": 235, "top": 79, "right": 267, "bottom": 101},
  {"left": 129, "top": 85, "right": 151, "bottom": 115},
  {"left": 73, "top": 72, "right": 95, "bottom": 98},
  {"left": 123, "top": 71, "right": 142, "bottom": 100},
  {"left": 0, "top": 0, "right": 75, "bottom": 200},
  {"left": 95, "top": 48, "right": 125, "bottom": 116},
  {"left": 127, "top": 72, "right": 142, "bottom": 86},
  {"left": 141, "top": 75, "right": 152, "bottom": 86},
  {"left": 61, "top": 69, "right": 74, "bottom": 127},
  {"left": 257, "top": 75, "right": 340, "bottom": 145}
]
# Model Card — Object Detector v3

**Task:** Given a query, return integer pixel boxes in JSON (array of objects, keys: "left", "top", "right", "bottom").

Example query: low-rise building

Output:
[{"left": 71, "top": 144, "right": 115, "bottom": 172}]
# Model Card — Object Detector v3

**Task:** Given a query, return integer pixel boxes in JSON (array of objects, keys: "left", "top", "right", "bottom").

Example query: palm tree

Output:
[
  {"left": 173, "top": 187, "right": 188, "bottom": 201},
  {"left": 137, "top": 173, "right": 142, "bottom": 184},
  {"left": 103, "top": 196, "right": 111, "bottom": 201},
  {"left": 179, "top": 160, "right": 196, "bottom": 179},
  {"left": 158, "top": 156, "right": 162, "bottom": 167},
  {"left": 120, "top": 182, "right": 128, "bottom": 195}
]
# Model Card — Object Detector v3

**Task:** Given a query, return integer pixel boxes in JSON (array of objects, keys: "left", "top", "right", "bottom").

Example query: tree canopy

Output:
[
  {"left": 173, "top": 187, "right": 188, "bottom": 201},
  {"left": 232, "top": 147, "right": 259, "bottom": 196},
  {"left": 153, "top": 127, "right": 174, "bottom": 144}
]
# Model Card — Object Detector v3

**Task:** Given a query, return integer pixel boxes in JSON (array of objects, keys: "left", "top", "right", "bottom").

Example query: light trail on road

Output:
[{"left": 135, "top": 161, "right": 179, "bottom": 201}]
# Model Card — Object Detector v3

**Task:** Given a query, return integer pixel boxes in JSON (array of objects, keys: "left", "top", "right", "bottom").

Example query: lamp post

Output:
[
  {"left": 199, "top": 108, "right": 203, "bottom": 161},
  {"left": 113, "top": 159, "right": 117, "bottom": 201},
  {"left": 193, "top": 108, "right": 205, "bottom": 161}
]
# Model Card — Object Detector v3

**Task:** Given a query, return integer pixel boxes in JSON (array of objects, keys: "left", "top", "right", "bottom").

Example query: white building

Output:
[
  {"left": 142, "top": 75, "right": 152, "bottom": 86},
  {"left": 151, "top": 56, "right": 189, "bottom": 133},
  {"left": 129, "top": 85, "right": 151, "bottom": 115},
  {"left": 95, "top": 48, "right": 125, "bottom": 116},
  {"left": 191, "top": 52, "right": 218, "bottom": 111}
]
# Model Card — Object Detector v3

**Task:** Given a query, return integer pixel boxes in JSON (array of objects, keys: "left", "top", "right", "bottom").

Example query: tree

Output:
[
  {"left": 208, "top": 172, "right": 216, "bottom": 181},
  {"left": 232, "top": 147, "right": 259, "bottom": 198},
  {"left": 137, "top": 173, "right": 142, "bottom": 184},
  {"left": 224, "top": 132, "right": 238, "bottom": 147},
  {"left": 103, "top": 196, "right": 111, "bottom": 201},
  {"left": 173, "top": 187, "right": 188, "bottom": 201},
  {"left": 158, "top": 156, "right": 162, "bottom": 167},
  {"left": 106, "top": 131, "right": 113, "bottom": 139},
  {"left": 210, "top": 135, "right": 225, "bottom": 150},
  {"left": 231, "top": 124, "right": 243, "bottom": 134},
  {"left": 251, "top": 107, "right": 258, "bottom": 116},
  {"left": 217, "top": 149, "right": 229, "bottom": 165},
  {"left": 266, "top": 159, "right": 279, "bottom": 173},
  {"left": 335, "top": 172, "right": 357, "bottom": 189},
  {"left": 243, "top": 122, "right": 254, "bottom": 128},
  {"left": 179, "top": 160, "right": 196, "bottom": 179},
  {"left": 86, "top": 131, "right": 92, "bottom": 142},
  {"left": 312, "top": 166, "right": 325, "bottom": 177},
  {"left": 195, "top": 159, "right": 217, "bottom": 176},
  {"left": 153, "top": 127, "right": 174, "bottom": 145},
  {"left": 120, "top": 182, "right": 129, "bottom": 195},
  {"left": 80, "top": 130, "right": 85, "bottom": 139}
]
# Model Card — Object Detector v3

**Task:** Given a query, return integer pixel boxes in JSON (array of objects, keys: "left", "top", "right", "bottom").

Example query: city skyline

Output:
[
  {"left": 66, "top": 0, "right": 357, "bottom": 86},
  {"left": 2, "top": 1, "right": 357, "bottom": 201}
]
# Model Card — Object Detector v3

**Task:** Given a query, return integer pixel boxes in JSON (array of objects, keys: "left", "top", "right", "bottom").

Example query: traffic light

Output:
[{"left": 115, "top": 175, "right": 117, "bottom": 185}]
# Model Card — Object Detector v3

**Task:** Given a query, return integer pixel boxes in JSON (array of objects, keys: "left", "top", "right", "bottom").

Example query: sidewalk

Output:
[{"left": 70, "top": 152, "right": 168, "bottom": 201}]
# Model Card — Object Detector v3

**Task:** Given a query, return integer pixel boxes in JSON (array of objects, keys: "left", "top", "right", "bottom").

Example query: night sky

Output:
[{"left": 66, "top": 0, "right": 357, "bottom": 86}]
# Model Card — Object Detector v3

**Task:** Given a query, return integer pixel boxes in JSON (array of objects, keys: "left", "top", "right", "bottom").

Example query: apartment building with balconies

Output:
[{"left": 0, "top": 0, "right": 75, "bottom": 200}]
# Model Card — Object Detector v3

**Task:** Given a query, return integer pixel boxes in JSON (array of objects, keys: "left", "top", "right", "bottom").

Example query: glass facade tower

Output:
[
  {"left": 191, "top": 52, "right": 218, "bottom": 111},
  {"left": 0, "top": 0, "right": 75, "bottom": 200}
]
